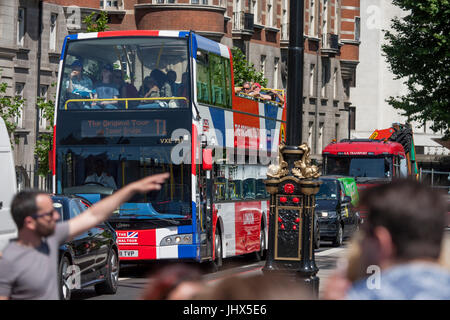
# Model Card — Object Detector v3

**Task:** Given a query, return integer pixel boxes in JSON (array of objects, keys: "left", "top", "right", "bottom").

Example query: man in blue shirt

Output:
[
  {"left": 323, "top": 179, "right": 450, "bottom": 300},
  {"left": 64, "top": 60, "right": 95, "bottom": 109}
]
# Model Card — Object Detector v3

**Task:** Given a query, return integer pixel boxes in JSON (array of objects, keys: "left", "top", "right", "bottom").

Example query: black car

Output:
[
  {"left": 52, "top": 195, "right": 119, "bottom": 300},
  {"left": 316, "top": 176, "right": 360, "bottom": 247}
]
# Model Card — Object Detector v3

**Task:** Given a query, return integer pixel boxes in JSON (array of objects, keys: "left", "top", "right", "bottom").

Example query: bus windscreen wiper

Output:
[{"left": 117, "top": 213, "right": 181, "bottom": 225}]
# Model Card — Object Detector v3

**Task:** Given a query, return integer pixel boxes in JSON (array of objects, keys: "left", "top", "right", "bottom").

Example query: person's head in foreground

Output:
[{"left": 325, "top": 179, "right": 450, "bottom": 300}]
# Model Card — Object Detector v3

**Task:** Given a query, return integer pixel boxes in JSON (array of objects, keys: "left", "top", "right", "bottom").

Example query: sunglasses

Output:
[
  {"left": 32, "top": 209, "right": 56, "bottom": 219},
  {"left": 243, "top": 87, "right": 250, "bottom": 91}
]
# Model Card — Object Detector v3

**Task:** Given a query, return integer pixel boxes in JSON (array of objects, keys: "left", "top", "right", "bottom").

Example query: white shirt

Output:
[{"left": 84, "top": 172, "right": 117, "bottom": 190}]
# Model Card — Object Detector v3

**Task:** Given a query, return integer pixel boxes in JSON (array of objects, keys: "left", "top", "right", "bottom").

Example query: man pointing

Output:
[{"left": 0, "top": 173, "right": 169, "bottom": 300}]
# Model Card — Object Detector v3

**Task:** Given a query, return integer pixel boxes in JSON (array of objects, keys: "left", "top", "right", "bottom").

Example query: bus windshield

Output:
[
  {"left": 56, "top": 145, "right": 191, "bottom": 219},
  {"left": 59, "top": 37, "right": 190, "bottom": 110},
  {"left": 325, "top": 156, "right": 393, "bottom": 181}
]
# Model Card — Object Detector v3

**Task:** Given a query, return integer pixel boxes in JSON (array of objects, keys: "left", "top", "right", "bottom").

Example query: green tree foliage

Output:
[
  {"left": 0, "top": 80, "right": 24, "bottom": 143},
  {"left": 231, "top": 47, "right": 268, "bottom": 87},
  {"left": 83, "top": 11, "right": 110, "bottom": 32},
  {"left": 35, "top": 87, "right": 55, "bottom": 177},
  {"left": 382, "top": 0, "right": 450, "bottom": 138}
]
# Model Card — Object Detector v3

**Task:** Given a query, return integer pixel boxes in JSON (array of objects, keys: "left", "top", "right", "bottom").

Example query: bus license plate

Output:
[{"left": 119, "top": 250, "right": 138, "bottom": 258}]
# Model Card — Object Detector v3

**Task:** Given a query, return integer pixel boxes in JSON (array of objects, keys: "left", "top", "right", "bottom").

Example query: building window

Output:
[
  {"left": 333, "top": 67, "right": 338, "bottom": 99},
  {"left": 349, "top": 106, "right": 356, "bottom": 130},
  {"left": 267, "top": 0, "right": 274, "bottom": 27},
  {"left": 191, "top": 0, "right": 207, "bottom": 4},
  {"left": 39, "top": 86, "right": 49, "bottom": 130},
  {"left": 281, "top": 1, "right": 288, "bottom": 40},
  {"left": 252, "top": 0, "right": 261, "bottom": 24},
  {"left": 100, "top": 0, "right": 126, "bottom": 8},
  {"left": 334, "top": 0, "right": 339, "bottom": 34},
  {"left": 355, "top": 16, "right": 361, "bottom": 41},
  {"left": 323, "top": 0, "right": 328, "bottom": 39},
  {"left": 309, "top": 0, "right": 316, "bottom": 37},
  {"left": 15, "top": 83, "right": 25, "bottom": 128},
  {"left": 309, "top": 64, "right": 316, "bottom": 97},
  {"left": 318, "top": 122, "right": 324, "bottom": 153},
  {"left": 308, "top": 121, "right": 314, "bottom": 148},
  {"left": 321, "top": 58, "right": 330, "bottom": 98},
  {"left": 17, "top": 8, "right": 26, "bottom": 47},
  {"left": 50, "top": 13, "right": 57, "bottom": 51},
  {"left": 273, "top": 57, "right": 279, "bottom": 89},
  {"left": 335, "top": 122, "right": 339, "bottom": 141},
  {"left": 260, "top": 55, "right": 266, "bottom": 77}
]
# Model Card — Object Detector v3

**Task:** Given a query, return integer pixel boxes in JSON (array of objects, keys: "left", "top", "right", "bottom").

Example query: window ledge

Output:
[
  {"left": 265, "top": 26, "right": 280, "bottom": 33},
  {"left": 48, "top": 51, "right": 60, "bottom": 59},
  {"left": 17, "top": 47, "right": 30, "bottom": 54},
  {"left": 253, "top": 23, "right": 264, "bottom": 30},
  {"left": 307, "top": 36, "right": 321, "bottom": 42},
  {"left": 14, "top": 128, "right": 30, "bottom": 135}
]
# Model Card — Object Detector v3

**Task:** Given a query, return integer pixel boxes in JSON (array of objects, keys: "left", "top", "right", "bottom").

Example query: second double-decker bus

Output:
[{"left": 52, "top": 30, "right": 286, "bottom": 268}]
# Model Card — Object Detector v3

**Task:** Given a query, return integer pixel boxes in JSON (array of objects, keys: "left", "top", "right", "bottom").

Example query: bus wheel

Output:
[
  {"left": 213, "top": 231, "right": 223, "bottom": 270},
  {"left": 254, "top": 225, "right": 266, "bottom": 261}
]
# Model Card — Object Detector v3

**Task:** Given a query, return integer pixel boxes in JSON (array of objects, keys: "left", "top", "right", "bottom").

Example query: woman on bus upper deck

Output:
[{"left": 92, "top": 64, "right": 120, "bottom": 109}]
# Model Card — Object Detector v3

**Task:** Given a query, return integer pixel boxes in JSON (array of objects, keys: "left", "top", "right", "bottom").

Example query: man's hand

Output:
[
  {"left": 129, "top": 173, "right": 170, "bottom": 194},
  {"left": 70, "top": 70, "right": 79, "bottom": 79}
]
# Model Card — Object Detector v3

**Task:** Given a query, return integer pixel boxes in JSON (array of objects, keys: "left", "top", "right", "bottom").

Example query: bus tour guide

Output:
[{"left": 0, "top": 173, "right": 169, "bottom": 300}]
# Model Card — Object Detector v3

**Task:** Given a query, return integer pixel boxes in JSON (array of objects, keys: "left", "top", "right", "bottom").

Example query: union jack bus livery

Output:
[{"left": 52, "top": 30, "right": 286, "bottom": 267}]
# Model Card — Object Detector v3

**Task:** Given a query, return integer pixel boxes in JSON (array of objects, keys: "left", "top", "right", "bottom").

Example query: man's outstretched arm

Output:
[{"left": 68, "top": 173, "right": 169, "bottom": 239}]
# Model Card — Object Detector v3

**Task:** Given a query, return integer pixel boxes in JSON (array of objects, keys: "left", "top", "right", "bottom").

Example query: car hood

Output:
[{"left": 316, "top": 199, "right": 339, "bottom": 211}]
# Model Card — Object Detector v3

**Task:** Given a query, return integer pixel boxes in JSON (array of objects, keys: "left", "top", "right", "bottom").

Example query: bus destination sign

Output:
[{"left": 81, "top": 119, "right": 167, "bottom": 137}]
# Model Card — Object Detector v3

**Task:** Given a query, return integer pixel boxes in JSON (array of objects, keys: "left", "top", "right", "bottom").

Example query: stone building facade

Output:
[
  {"left": 350, "top": 0, "right": 449, "bottom": 169},
  {"left": 1, "top": 0, "right": 360, "bottom": 186},
  {"left": 0, "top": 0, "right": 69, "bottom": 189}
]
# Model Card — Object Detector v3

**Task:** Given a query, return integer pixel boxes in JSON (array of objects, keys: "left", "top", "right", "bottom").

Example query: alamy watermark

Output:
[
  {"left": 169, "top": 127, "right": 279, "bottom": 166},
  {"left": 66, "top": 6, "right": 81, "bottom": 30},
  {"left": 366, "top": 265, "right": 381, "bottom": 290},
  {"left": 63, "top": 265, "right": 81, "bottom": 291}
]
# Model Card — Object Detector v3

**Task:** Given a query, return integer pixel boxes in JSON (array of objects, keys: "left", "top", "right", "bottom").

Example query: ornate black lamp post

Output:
[{"left": 262, "top": 0, "right": 321, "bottom": 297}]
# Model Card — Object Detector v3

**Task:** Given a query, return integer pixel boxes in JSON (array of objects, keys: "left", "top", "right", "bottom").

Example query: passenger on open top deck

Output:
[
  {"left": 64, "top": 60, "right": 95, "bottom": 108},
  {"left": 248, "top": 83, "right": 272, "bottom": 101},
  {"left": 91, "top": 64, "right": 120, "bottom": 110},
  {"left": 235, "top": 81, "right": 252, "bottom": 94}
]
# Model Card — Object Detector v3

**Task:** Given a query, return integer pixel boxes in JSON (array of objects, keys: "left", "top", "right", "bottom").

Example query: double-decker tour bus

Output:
[{"left": 51, "top": 30, "right": 286, "bottom": 267}]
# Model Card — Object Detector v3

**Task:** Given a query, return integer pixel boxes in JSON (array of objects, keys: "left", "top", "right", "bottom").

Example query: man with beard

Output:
[{"left": 0, "top": 173, "right": 169, "bottom": 300}]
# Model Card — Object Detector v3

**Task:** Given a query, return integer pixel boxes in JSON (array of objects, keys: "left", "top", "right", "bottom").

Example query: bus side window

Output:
[
  {"left": 196, "top": 50, "right": 211, "bottom": 105},
  {"left": 209, "top": 54, "right": 227, "bottom": 108},
  {"left": 224, "top": 58, "right": 232, "bottom": 108}
]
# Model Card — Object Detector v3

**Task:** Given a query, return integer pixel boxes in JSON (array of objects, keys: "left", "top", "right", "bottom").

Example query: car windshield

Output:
[
  {"left": 316, "top": 180, "right": 339, "bottom": 200},
  {"left": 59, "top": 37, "right": 190, "bottom": 110},
  {"left": 325, "top": 156, "right": 392, "bottom": 179}
]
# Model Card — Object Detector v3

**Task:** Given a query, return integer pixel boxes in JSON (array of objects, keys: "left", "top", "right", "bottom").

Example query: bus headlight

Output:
[{"left": 160, "top": 234, "right": 193, "bottom": 246}]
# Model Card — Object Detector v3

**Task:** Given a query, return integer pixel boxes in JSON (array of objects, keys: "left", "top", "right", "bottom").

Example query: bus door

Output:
[{"left": 199, "top": 167, "right": 214, "bottom": 260}]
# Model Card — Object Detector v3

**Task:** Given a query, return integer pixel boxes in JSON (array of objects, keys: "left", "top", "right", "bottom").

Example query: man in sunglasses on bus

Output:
[
  {"left": 0, "top": 173, "right": 169, "bottom": 300},
  {"left": 235, "top": 81, "right": 252, "bottom": 95}
]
